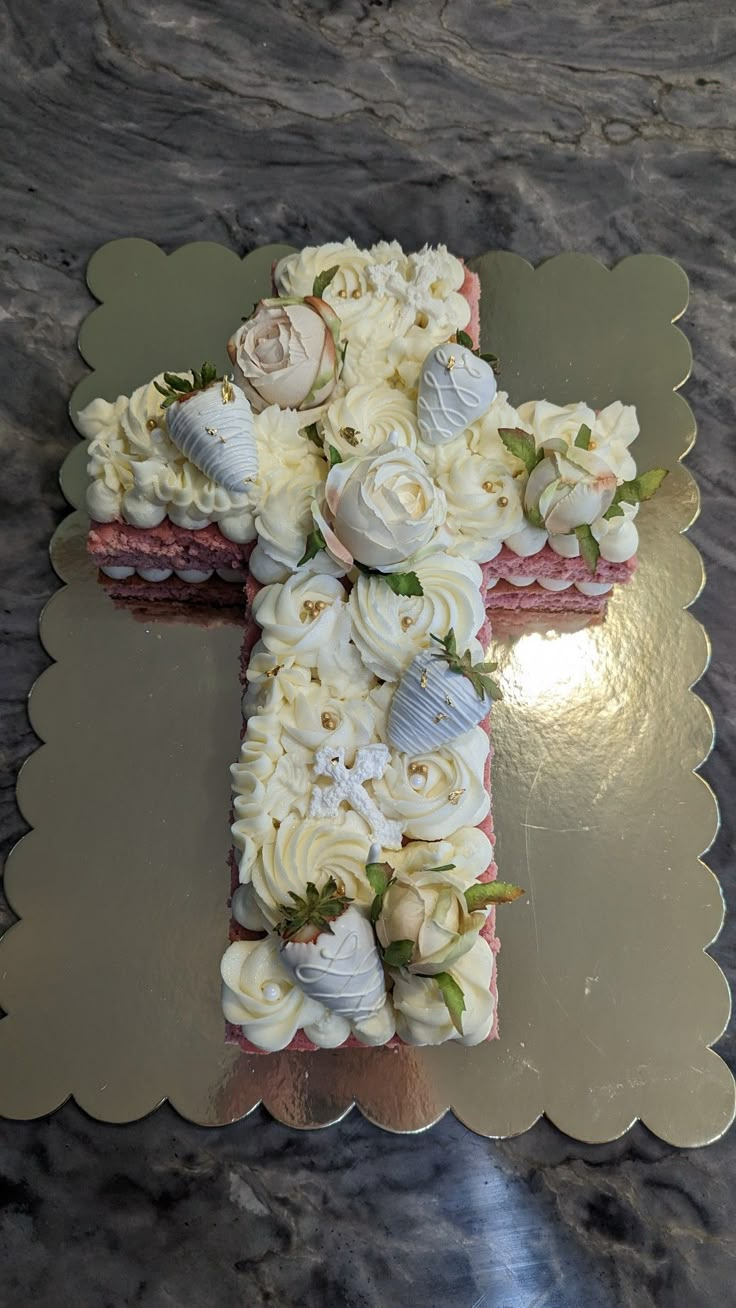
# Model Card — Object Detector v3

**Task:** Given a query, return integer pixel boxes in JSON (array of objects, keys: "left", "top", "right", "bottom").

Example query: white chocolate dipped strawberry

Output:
[
  {"left": 276, "top": 877, "right": 389, "bottom": 1027},
  {"left": 387, "top": 628, "right": 502, "bottom": 755},
  {"left": 155, "top": 363, "right": 258, "bottom": 494}
]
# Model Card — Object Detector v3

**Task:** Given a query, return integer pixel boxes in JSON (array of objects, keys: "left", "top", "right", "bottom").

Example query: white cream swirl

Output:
[
  {"left": 374, "top": 726, "right": 490, "bottom": 840},
  {"left": 321, "top": 382, "right": 419, "bottom": 459},
  {"left": 252, "top": 813, "right": 374, "bottom": 925},
  {"left": 392, "top": 936, "right": 495, "bottom": 1046},
  {"left": 221, "top": 936, "right": 323, "bottom": 1052},
  {"left": 252, "top": 573, "right": 362, "bottom": 687},
  {"left": 348, "top": 553, "right": 486, "bottom": 682},
  {"left": 436, "top": 447, "right": 525, "bottom": 561}
]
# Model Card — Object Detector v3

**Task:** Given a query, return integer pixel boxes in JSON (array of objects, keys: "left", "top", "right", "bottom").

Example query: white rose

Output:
[
  {"left": 374, "top": 726, "right": 490, "bottom": 840},
  {"left": 591, "top": 499, "right": 639, "bottom": 561},
  {"left": 392, "top": 936, "right": 496, "bottom": 1046},
  {"left": 252, "top": 813, "right": 374, "bottom": 925},
  {"left": 324, "top": 436, "right": 446, "bottom": 570},
  {"left": 221, "top": 935, "right": 323, "bottom": 1052},
  {"left": 377, "top": 869, "right": 484, "bottom": 975},
  {"left": 322, "top": 382, "right": 420, "bottom": 459},
  {"left": 524, "top": 449, "right": 617, "bottom": 534},
  {"left": 437, "top": 447, "right": 524, "bottom": 561},
  {"left": 229, "top": 296, "right": 341, "bottom": 414},
  {"left": 348, "top": 552, "right": 485, "bottom": 682}
]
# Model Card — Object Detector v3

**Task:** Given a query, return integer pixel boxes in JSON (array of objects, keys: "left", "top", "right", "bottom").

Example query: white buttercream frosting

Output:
[
  {"left": 221, "top": 935, "right": 324, "bottom": 1052},
  {"left": 348, "top": 553, "right": 486, "bottom": 683},
  {"left": 392, "top": 936, "right": 496, "bottom": 1046},
  {"left": 374, "top": 726, "right": 490, "bottom": 840}
]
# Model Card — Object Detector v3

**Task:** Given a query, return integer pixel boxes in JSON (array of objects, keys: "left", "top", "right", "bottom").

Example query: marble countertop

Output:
[{"left": 2, "top": 2, "right": 735, "bottom": 1303}]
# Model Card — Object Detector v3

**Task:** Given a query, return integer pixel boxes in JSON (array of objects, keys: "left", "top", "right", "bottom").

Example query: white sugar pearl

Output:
[{"left": 262, "top": 982, "right": 281, "bottom": 1002}]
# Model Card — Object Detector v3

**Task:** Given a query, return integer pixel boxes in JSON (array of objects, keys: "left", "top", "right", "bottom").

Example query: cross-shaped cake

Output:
[{"left": 78, "top": 239, "right": 666, "bottom": 1052}]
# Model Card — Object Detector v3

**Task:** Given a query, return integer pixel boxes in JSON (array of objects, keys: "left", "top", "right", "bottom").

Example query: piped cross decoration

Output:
[{"left": 308, "top": 744, "right": 403, "bottom": 850}]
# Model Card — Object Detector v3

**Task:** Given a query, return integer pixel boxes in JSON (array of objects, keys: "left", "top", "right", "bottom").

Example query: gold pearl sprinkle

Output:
[
  {"left": 498, "top": 496, "right": 509, "bottom": 508},
  {"left": 339, "top": 426, "right": 360, "bottom": 446},
  {"left": 445, "top": 354, "right": 456, "bottom": 371},
  {"left": 409, "top": 762, "right": 428, "bottom": 778},
  {"left": 337, "top": 289, "right": 348, "bottom": 298},
  {"left": 433, "top": 712, "right": 448, "bottom": 724},
  {"left": 312, "top": 600, "right": 328, "bottom": 614},
  {"left": 221, "top": 375, "right": 234, "bottom": 404},
  {"left": 146, "top": 418, "right": 159, "bottom": 431},
  {"left": 401, "top": 616, "right": 414, "bottom": 631},
  {"left": 334, "top": 877, "right": 346, "bottom": 896},
  {"left": 448, "top": 788, "right": 465, "bottom": 805},
  {"left": 264, "top": 666, "right": 280, "bottom": 679},
  {"left": 205, "top": 425, "right": 218, "bottom": 437},
  {"left": 321, "top": 711, "right": 338, "bottom": 730},
  {"left": 482, "top": 480, "right": 495, "bottom": 493},
  {"left": 589, "top": 438, "right": 597, "bottom": 449},
  {"left": 351, "top": 288, "right": 362, "bottom": 299},
  {"left": 420, "top": 669, "right": 429, "bottom": 690}
]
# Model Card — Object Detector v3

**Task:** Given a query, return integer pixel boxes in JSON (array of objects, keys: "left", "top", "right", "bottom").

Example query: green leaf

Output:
[
  {"left": 383, "top": 572, "right": 424, "bottom": 597},
  {"left": 425, "top": 863, "right": 456, "bottom": 874},
  {"left": 200, "top": 360, "right": 218, "bottom": 388},
  {"left": 312, "top": 264, "right": 340, "bottom": 298},
  {"left": 434, "top": 972, "right": 466, "bottom": 1035},
  {"left": 603, "top": 502, "right": 625, "bottom": 520},
  {"left": 464, "top": 882, "right": 524, "bottom": 911},
  {"left": 635, "top": 467, "right": 669, "bottom": 501},
  {"left": 340, "top": 340, "right": 348, "bottom": 365},
  {"left": 298, "top": 526, "right": 326, "bottom": 567},
  {"left": 574, "top": 423, "right": 592, "bottom": 450},
  {"left": 615, "top": 468, "right": 668, "bottom": 508},
  {"left": 456, "top": 329, "right": 474, "bottom": 349},
  {"left": 369, "top": 895, "right": 383, "bottom": 926},
  {"left": 382, "top": 939, "right": 415, "bottom": 968},
  {"left": 525, "top": 504, "right": 545, "bottom": 530},
  {"left": 153, "top": 380, "right": 171, "bottom": 398},
  {"left": 304, "top": 422, "right": 323, "bottom": 449},
  {"left": 574, "top": 524, "right": 600, "bottom": 574},
  {"left": 163, "top": 372, "right": 192, "bottom": 393},
  {"left": 479, "top": 351, "right": 500, "bottom": 374},
  {"left": 365, "top": 863, "right": 391, "bottom": 897},
  {"left": 498, "top": 427, "right": 542, "bottom": 475},
  {"left": 328, "top": 444, "right": 343, "bottom": 468}
]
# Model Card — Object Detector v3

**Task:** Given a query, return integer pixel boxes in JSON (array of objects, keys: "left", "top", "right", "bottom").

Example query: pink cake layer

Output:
[
  {"left": 460, "top": 264, "right": 481, "bottom": 348},
  {"left": 88, "top": 519, "right": 251, "bottom": 572},
  {"left": 486, "top": 581, "right": 608, "bottom": 614},
  {"left": 226, "top": 602, "right": 500, "bottom": 1054},
  {"left": 483, "top": 547, "right": 636, "bottom": 584}
]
